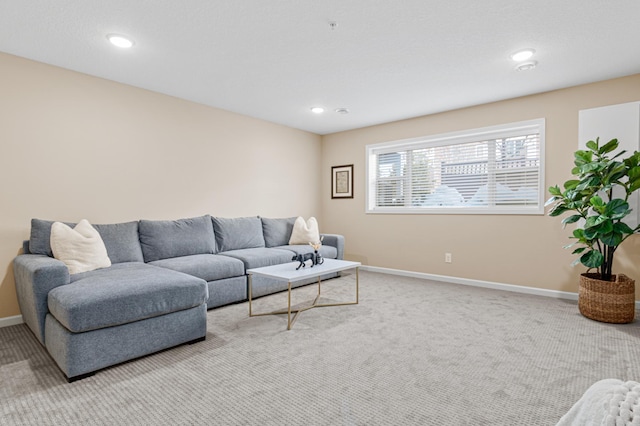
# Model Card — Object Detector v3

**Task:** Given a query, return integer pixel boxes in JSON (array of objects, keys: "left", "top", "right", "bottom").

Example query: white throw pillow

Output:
[
  {"left": 50, "top": 219, "right": 112, "bottom": 274},
  {"left": 288, "top": 216, "right": 321, "bottom": 245}
]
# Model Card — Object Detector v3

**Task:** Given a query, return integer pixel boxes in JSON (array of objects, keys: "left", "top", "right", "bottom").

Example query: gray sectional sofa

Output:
[{"left": 13, "top": 215, "right": 344, "bottom": 381}]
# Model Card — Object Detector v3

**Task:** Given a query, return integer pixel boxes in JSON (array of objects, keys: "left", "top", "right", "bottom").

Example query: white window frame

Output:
[{"left": 365, "top": 118, "right": 545, "bottom": 215}]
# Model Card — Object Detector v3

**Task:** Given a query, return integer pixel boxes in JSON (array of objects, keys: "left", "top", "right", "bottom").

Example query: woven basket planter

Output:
[{"left": 578, "top": 273, "right": 636, "bottom": 324}]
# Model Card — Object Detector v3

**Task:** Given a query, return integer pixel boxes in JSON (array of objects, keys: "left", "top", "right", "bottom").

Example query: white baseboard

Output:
[
  {"left": 360, "top": 265, "right": 640, "bottom": 309},
  {"left": 0, "top": 315, "right": 24, "bottom": 328}
]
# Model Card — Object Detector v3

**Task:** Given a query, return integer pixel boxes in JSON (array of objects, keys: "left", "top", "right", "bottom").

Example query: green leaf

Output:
[
  {"left": 561, "top": 215, "right": 582, "bottom": 226},
  {"left": 613, "top": 222, "right": 634, "bottom": 234},
  {"left": 574, "top": 150, "right": 592, "bottom": 165},
  {"left": 584, "top": 215, "right": 607, "bottom": 229},
  {"left": 625, "top": 152, "right": 640, "bottom": 168},
  {"left": 548, "top": 185, "right": 562, "bottom": 196},
  {"left": 564, "top": 189, "right": 580, "bottom": 202},
  {"left": 629, "top": 167, "right": 640, "bottom": 180},
  {"left": 598, "top": 138, "right": 619, "bottom": 154},
  {"left": 572, "top": 247, "right": 586, "bottom": 255},
  {"left": 610, "top": 210, "right": 631, "bottom": 221},
  {"left": 590, "top": 195, "right": 604, "bottom": 207},
  {"left": 563, "top": 180, "right": 580, "bottom": 191},
  {"left": 630, "top": 173, "right": 640, "bottom": 183},
  {"left": 629, "top": 179, "right": 640, "bottom": 193},
  {"left": 579, "top": 162, "right": 602, "bottom": 173},
  {"left": 580, "top": 250, "right": 604, "bottom": 268},
  {"left": 604, "top": 199, "right": 629, "bottom": 216},
  {"left": 548, "top": 204, "right": 569, "bottom": 217},
  {"left": 586, "top": 140, "right": 598, "bottom": 151},
  {"left": 576, "top": 177, "right": 601, "bottom": 191},
  {"left": 601, "top": 232, "right": 622, "bottom": 246},
  {"left": 593, "top": 220, "right": 613, "bottom": 235},
  {"left": 584, "top": 227, "right": 599, "bottom": 240},
  {"left": 544, "top": 196, "right": 560, "bottom": 207},
  {"left": 605, "top": 163, "right": 627, "bottom": 182}
]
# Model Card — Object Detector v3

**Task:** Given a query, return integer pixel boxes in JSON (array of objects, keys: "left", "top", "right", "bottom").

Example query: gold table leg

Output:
[
  {"left": 287, "top": 281, "right": 292, "bottom": 330},
  {"left": 311, "top": 267, "right": 359, "bottom": 309},
  {"left": 248, "top": 274, "right": 253, "bottom": 317}
]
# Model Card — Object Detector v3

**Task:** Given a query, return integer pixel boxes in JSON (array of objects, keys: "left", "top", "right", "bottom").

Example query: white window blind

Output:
[{"left": 366, "top": 119, "right": 545, "bottom": 214}]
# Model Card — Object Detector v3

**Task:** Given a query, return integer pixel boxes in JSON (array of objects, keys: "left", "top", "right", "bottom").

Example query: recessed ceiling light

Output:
[
  {"left": 515, "top": 61, "right": 538, "bottom": 71},
  {"left": 335, "top": 108, "right": 350, "bottom": 114},
  {"left": 310, "top": 107, "right": 325, "bottom": 114},
  {"left": 107, "top": 34, "right": 134, "bottom": 48},
  {"left": 510, "top": 48, "right": 535, "bottom": 62}
]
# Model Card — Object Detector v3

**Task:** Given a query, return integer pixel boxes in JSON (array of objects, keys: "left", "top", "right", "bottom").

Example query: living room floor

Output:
[{"left": 1, "top": 270, "right": 639, "bottom": 425}]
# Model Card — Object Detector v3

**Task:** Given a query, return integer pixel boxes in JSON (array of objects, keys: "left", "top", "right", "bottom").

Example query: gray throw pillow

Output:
[
  {"left": 261, "top": 217, "right": 296, "bottom": 247},
  {"left": 139, "top": 215, "right": 216, "bottom": 262},
  {"left": 211, "top": 216, "right": 265, "bottom": 252}
]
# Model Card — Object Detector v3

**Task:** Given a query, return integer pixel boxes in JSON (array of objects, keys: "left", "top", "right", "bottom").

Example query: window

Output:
[{"left": 366, "top": 119, "right": 545, "bottom": 214}]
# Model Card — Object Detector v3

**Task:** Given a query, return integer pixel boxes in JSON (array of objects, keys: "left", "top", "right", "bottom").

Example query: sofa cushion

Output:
[
  {"left": 219, "top": 248, "right": 294, "bottom": 269},
  {"left": 30, "top": 219, "right": 144, "bottom": 263},
  {"left": 261, "top": 217, "right": 296, "bottom": 248},
  {"left": 50, "top": 220, "right": 112, "bottom": 274},
  {"left": 212, "top": 216, "right": 265, "bottom": 252},
  {"left": 139, "top": 215, "right": 216, "bottom": 262},
  {"left": 93, "top": 222, "right": 144, "bottom": 263},
  {"left": 275, "top": 244, "right": 338, "bottom": 260},
  {"left": 149, "top": 254, "right": 245, "bottom": 282},
  {"left": 51, "top": 263, "right": 207, "bottom": 333},
  {"left": 30, "top": 218, "right": 70, "bottom": 256}
]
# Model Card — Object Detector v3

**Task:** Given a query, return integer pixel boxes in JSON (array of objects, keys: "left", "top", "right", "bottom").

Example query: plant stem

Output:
[
  {"left": 595, "top": 239, "right": 603, "bottom": 277},
  {"left": 601, "top": 245, "right": 614, "bottom": 281}
]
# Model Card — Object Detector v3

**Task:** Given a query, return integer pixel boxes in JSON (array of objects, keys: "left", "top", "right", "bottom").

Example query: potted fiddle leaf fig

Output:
[{"left": 546, "top": 137, "right": 640, "bottom": 323}]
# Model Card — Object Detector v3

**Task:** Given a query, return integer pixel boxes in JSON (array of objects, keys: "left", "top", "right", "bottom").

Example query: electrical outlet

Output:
[{"left": 445, "top": 253, "right": 452, "bottom": 263}]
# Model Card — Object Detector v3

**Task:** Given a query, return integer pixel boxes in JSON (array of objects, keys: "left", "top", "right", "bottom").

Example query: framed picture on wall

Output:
[{"left": 331, "top": 164, "right": 354, "bottom": 199}]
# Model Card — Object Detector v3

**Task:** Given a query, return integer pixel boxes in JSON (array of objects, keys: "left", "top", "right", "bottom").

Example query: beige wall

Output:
[
  {"left": 2, "top": 51, "right": 639, "bottom": 321},
  {"left": 0, "top": 52, "right": 322, "bottom": 319},
  {"left": 321, "top": 74, "right": 640, "bottom": 299}
]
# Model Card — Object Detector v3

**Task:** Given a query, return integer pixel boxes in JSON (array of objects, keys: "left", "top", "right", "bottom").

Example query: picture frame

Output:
[{"left": 331, "top": 164, "right": 354, "bottom": 199}]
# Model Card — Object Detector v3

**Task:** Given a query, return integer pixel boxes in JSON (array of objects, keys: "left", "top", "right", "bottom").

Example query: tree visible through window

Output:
[{"left": 366, "top": 119, "right": 545, "bottom": 214}]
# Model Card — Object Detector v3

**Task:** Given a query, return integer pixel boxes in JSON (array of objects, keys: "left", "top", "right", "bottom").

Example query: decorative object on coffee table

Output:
[
  {"left": 291, "top": 238, "right": 324, "bottom": 270},
  {"left": 546, "top": 137, "right": 640, "bottom": 323},
  {"left": 332, "top": 164, "right": 354, "bottom": 199},
  {"left": 292, "top": 252, "right": 315, "bottom": 270},
  {"left": 309, "top": 236, "right": 324, "bottom": 266}
]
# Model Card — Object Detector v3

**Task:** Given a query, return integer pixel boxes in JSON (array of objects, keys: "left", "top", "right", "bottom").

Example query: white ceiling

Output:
[{"left": 1, "top": 1, "right": 639, "bottom": 135}]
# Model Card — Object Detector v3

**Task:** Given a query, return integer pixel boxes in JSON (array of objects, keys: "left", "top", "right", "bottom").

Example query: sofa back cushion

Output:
[
  {"left": 261, "top": 217, "right": 296, "bottom": 247},
  {"left": 30, "top": 218, "right": 70, "bottom": 257},
  {"left": 94, "top": 222, "right": 145, "bottom": 264},
  {"left": 139, "top": 215, "right": 216, "bottom": 262},
  {"left": 212, "top": 216, "right": 265, "bottom": 252},
  {"left": 29, "top": 218, "right": 144, "bottom": 263}
]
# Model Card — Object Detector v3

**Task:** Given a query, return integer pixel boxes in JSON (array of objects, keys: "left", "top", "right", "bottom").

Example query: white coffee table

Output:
[{"left": 247, "top": 258, "right": 361, "bottom": 330}]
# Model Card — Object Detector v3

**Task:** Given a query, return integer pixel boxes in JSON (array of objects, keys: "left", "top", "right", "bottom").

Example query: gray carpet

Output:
[{"left": 1, "top": 270, "right": 639, "bottom": 425}]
